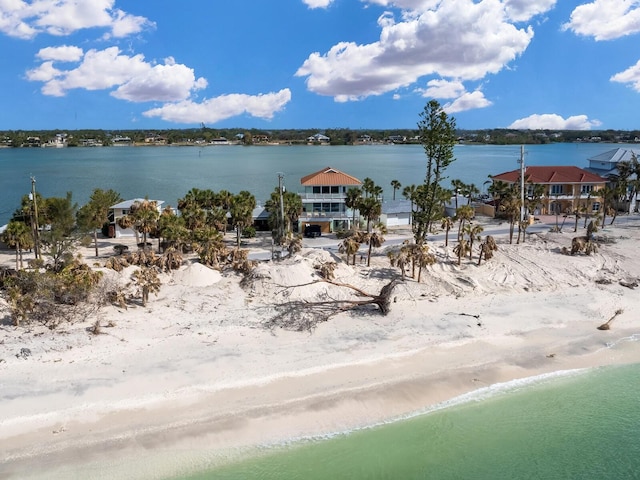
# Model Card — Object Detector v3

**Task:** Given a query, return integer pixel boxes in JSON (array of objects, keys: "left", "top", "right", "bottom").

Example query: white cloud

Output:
[
  {"left": 302, "top": 0, "right": 335, "bottom": 8},
  {"left": 443, "top": 90, "right": 492, "bottom": 113},
  {"left": 36, "top": 45, "right": 83, "bottom": 62},
  {"left": 610, "top": 59, "right": 640, "bottom": 92},
  {"left": 419, "top": 79, "right": 466, "bottom": 99},
  {"left": 27, "top": 46, "right": 207, "bottom": 102},
  {"left": 296, "top": 0, "right": 537, "bottom": 101},
  {"left": 508, "top": 113, "right": 602, "bottom": 130},
  {"left": 503, "top": 0, "right": 557, "bottom": 22},
  {"left": 0, "top": 0, "right": 153, "bottom": 39},
  {"left": 562, "top": 0, "right": 640, "bottom": 41},
  {"left": 143, "top": 89, "right": 293, "bottom": 124}
]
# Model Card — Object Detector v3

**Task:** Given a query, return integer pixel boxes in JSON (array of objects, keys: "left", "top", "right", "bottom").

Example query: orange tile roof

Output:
[
  {"left": 492, "top": 166, "right": 606, "bottom": 184},
  {"left": 300, "top": 166, "right": 362, "bottom": 186}
]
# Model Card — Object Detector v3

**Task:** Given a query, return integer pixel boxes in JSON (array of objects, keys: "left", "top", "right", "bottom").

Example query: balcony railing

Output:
[
  {"left": 300, "top": 193, "right": 346, "bottom": 200},
  {"left": 299, "top": 211, "right": 351, "bottom": 220}
]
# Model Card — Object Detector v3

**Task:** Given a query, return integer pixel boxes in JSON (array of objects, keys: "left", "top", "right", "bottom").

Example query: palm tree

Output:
[
  {"left": 345, "top": 187, "right": 362, "bottom": 230},
  {"left": 229, "top": 191, "right": 256, "bottom": 247},
  {"left": 390, "top": 180, "right": 401, "bottom": 200},
  {"left": 466, "top": 223, "right": 484, "bottom": 259},
  {"left": 441, "top": 216, "right": 454, "bottom": 246},
  {"left": 129, "top": 199, "right": 160, "bottom": 246},
  {"left": 455, "top": 205, "right": 474, "bottom": 242},
  {"left": 453, "top": 239, "right": 470, "bottom": 266},
  {"left": 462, "top": 183, "right": 480, "bottom": 205},
  {"left": 2, "top": 220, "right": 33, "bottom": 269},
  {"left": 359, "top": 195, "right": 382, "bottom": 233},
  {"left": 339, "top": 236, "right": 360, "bottom": 265},
  {"left": 364, "top": 224, "right": 386, "bottom": 267},
  {"left": 451, "top": 179, "right": 465, "bottom": 209},
  {"left": 416, "top": 244, "right": 436, "bottom": 282},
  {"left": 402, "top": 184, "right": 417, "bottom": 224}
]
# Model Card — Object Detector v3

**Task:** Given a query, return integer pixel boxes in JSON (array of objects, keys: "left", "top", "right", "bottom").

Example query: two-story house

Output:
[
  {"left": 491, "top": 166, "right": 607, "bottom": 216},
  {"left": 298, "top": 167, "right": 362, "bottom": 233}
]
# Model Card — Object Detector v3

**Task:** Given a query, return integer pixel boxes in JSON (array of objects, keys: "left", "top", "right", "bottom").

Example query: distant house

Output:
[
  {"left": 298, "top": 166, "right": 362, "bottom": 233},
  {"left": 307, "top": 133, "right": 330, "bottom": 144},
  {"left": 587, "top": 148, "right": 639, "bottom": 176},
  {"left": 587, "top": 148, "right": 639, "bottom": 212},
  {"left": 381, "top": 199, "right": 412, "bottom": 227},
  {"left": 491, "top": 166, "right": 607, "bottom": 216},
  {"left": 108, "top": 199, "right": 164, "bottom": 238}
]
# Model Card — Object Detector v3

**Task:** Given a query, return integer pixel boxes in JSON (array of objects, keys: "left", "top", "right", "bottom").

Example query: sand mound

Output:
[{"left": 172, "top": 262, "right": 222, "bottom": 287}]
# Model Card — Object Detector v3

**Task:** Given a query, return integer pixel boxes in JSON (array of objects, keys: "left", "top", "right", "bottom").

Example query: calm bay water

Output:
[
  {"left": 181, "top": 362, "right": 640, "bottom": 480},
  {"left": 0, "top": 142, "right": 634, "bottom": 225}
]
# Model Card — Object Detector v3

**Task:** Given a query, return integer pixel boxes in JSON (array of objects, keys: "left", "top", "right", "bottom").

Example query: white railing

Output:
[{"left": 300, "top": 193, "right": 346, "bottom": 200}]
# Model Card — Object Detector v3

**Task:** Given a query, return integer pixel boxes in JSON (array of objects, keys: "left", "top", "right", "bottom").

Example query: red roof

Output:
[
  {"left": 300, "top": 166, "right": 362, "bottom": 186},
  {"left": 492, "top": 166, "right": 606, "bottom": 184}
]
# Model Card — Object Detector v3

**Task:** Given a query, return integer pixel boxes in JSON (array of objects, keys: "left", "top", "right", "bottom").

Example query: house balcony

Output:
[
  {"left": 541, "top": 193, "right": 602, "bottom": 200},
  {"left": 300, "top": 193, "right": 347, "bottom": 201},
  {"left": 299, "top": 211, "right": 352, "bottom": 221}
]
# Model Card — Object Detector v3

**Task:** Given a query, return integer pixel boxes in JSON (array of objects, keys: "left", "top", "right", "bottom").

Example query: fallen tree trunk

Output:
[{"left": 263, "top": 278, "right": 402, "bottom": 332}]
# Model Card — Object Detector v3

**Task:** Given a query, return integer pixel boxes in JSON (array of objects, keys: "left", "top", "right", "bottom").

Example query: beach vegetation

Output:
[
  {"left": 229, "top": 191, "right": 256, "bottom": 248},
  {"left": 390, "top": 180, "right": 401, "bottom": 200},
  {"left": 345, "top": 187, "right": 363, "bottom": 228},
  {"left": 2, "top": 220, "right": 34, "bottom": 270},
  {"left": 3, "top": 258, "right": 102, "bottom": 327},
  {"left": 412, "top": 100, "right": 457, "bottom": 244},
  {"left": 477, "top": 235, "right": 498, "bottom": 266},
  {"left": 264, "top": 187, "right": 303, "bottom": 244},
  {"left": 132, "top": 267, "right": 161, "bottom": 307},
  {"left": 76, "top": 188, "right": 122, "bottom": 258}
]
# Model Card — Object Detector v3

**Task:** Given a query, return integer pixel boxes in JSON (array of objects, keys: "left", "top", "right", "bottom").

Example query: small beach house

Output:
[
  {"left": 108, "top": 198, "right": 164, "bottom": 238},
  {"left": 298, "top": 167, "right": 362, "bottom": 233}
]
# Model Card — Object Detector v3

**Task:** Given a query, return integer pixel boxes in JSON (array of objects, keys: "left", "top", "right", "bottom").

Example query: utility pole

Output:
[
  {"left": 518, "top": 145, "right": 526, "bottom": 223},
  {"left": 277, "top": 172, "right": 285, "bottom": 242},
  {"left": 30, "top": 176, "right": 41, "bottom": 259}
]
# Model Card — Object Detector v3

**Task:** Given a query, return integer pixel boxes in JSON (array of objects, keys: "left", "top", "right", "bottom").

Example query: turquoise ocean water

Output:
[
  {"left": 0, "top": 142, "right": 635, "bottom": 225},
  {"left": 180, "top": 362, "right": 640, "bottom": 480}
]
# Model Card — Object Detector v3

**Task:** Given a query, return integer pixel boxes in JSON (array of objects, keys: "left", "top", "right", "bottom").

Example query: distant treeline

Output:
[{"left": 1, "top": 127, "right": 639, "bottom": 147}]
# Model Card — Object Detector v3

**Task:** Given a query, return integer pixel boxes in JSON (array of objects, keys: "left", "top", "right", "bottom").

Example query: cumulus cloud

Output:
[
  {"left": 302, "top": 0, "right": 335, "bottom": 7},
  {"left": 366, "top": 0, "right": 557, "bottom": 22},
  {"left": 443, "top": 90, "right": 492, "bottom": 113},
  {"left": 508, "top": 113, "right": 602, "bottom": 130},
  {"left": 503, "top": 0, "right": 557, "bottom": 22},
  {"left": 27, "top": 46, "right": 207, "bottom": 102},
  {"left": 296, "top": 0, "right": 539, "bottom": 101},
  {"left": 562, "top": 0, "right": 640, "bottom": 41},
  {"left": 0, "top": 0, "right": 153, "bottom": 39},
  {"left": 143, "top": 89, "right": 293, "bottom": 124},
  {"left": 610, "top": 59, "right": 640, "bottom": 92},
  {"left": 36, "top": 45, "right": 83, "bottom": 62},
  {"left": 419, "top": 79, "right": 466, "bottom": 99}
]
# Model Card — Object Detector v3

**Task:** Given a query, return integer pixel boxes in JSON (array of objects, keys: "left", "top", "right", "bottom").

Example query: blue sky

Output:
[{"left": 1, "top": 0, "right": 639, "bottom": 131}]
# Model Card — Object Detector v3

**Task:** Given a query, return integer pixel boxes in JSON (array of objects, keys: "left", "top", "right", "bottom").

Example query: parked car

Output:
[{"left": 304, "top": 225, "right": 322, "bottom": 238}]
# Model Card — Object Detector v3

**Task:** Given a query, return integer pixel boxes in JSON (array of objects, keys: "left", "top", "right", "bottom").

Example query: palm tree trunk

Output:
[
  {"left": 14, "top": 248, "right": 19, "bottom": 270},
  {"left": 94, "top": 230, "right": 99, "bottom": 257},
  {"left": 367, "top": 242, "right": 373, "bottom": 267}
]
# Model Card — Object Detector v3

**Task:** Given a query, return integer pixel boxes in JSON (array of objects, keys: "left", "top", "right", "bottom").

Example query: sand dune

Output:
[{"left": 1, "top": 216, "right": 639, "bottom": 479}]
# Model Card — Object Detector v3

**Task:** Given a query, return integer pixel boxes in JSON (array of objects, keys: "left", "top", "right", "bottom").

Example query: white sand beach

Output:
[{"left": 1, "top": 216, "right": 639, "bottom": 479}]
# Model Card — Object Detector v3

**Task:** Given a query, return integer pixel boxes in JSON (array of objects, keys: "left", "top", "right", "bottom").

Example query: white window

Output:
[
  {"left": 592, "top": 202, "right": 601, "bottom": 212},
  {"left": 581, "top": 185, "right": 593, "bottom": 194},
  {"left": 550, "top": 185, "right": 563, "bottom": 195}
]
